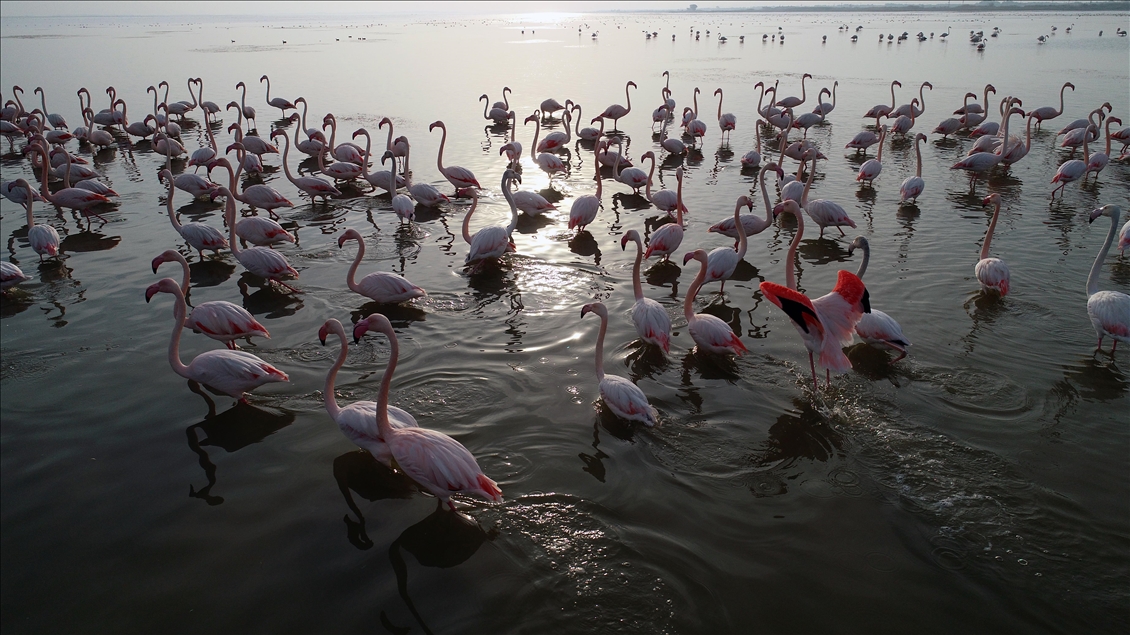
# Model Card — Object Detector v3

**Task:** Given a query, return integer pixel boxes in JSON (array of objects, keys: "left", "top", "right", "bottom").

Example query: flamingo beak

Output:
[
  {"left": 318, "top": 325, "right": 328, "bottom": 345},
  {"left": 773, "top": 202, "right": 786, "bottom": 215},
  {"left": 150, "top": 256, "right": 162, "bottom": 273},
  {"left": 682, "top": 252, "right": 695, "bottom": 265},
  {"left": 144, "top": 284, "right": 160, "bottom": 303},
  {"left": 1088, "top": 208, "right": 1103, "bottom": 223},
  {"left": 981, "top": 195, "right": 992, "bottom": 206},
  {"left": 580, "top": 304, "right": 592, "bottom": 318},
  {"left": 352, "top": 321, "right": 368, "bottom": 344},
  {"left": 620, "top": 235, "right": 630, "bottom": 250}
]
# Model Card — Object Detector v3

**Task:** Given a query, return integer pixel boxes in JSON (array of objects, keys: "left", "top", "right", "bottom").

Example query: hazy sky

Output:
[{"left": 0, "top": 0, "right": 942, "bottom": 18}]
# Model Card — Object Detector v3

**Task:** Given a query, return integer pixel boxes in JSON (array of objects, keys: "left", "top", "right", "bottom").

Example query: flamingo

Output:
[
  {"left": 33, "top": 87, "right": 66, "bottom": 129},
  {"left": 599, "top": 80, "right": 637, "bottom": 131},
  {"left": 865, "top": 80, "right": 901, "bottom": 124},
  {"left": 759, "top": 200, "right": 869, "bottom": 388},
  {"left": 30, "top": 146, "right": 110, "bottom": 220},
  {"left": 658, "top": 113, "right": 686, "bottom": 155},
  {"left": 1060, "top": 106, "right": 1108, "bottom": 150},
  {"left": 290, "top": 102, "right": 327, "bottom": 157},
  {"left": 145, "top": 277, "right": 287, "bottom": 402},
  {"left": 682, "top": 249, "right": 748, "bottom": 355},
  {"left": 1085, "top": 117, "right": 1122, "bottom": 180},
  {"left": 464, "top": 172, "right": 519, "bottom": 265},
  {"left": 230, "top": 124, "right": 277, "bottom": 158},
  {"left": 318, "top": 318, "right": 419, "bottom": 468},
  {"left": 652, "top": 102, "right": 669, "bottom": 132},
  {"left": 899, "top": 133, "right": 928, "bottom": 203},
  {"left": 1110, "top": 123, "right": 1130, "bottom": 152},
  {"left": 351, "top": 127, "right": 403, "bottom": 195},
  {"left": 792, "top": 91, "right": 827, "bottom": 135},
  {"left": 856, "top": 125, "right": 888, "bottom": 186},
  {"left": 1000, "top": 113, "right": 1036, "bottom": 167},
  {"left": 976, "top": 193, "right": 1011, "bottom": 296},
  {"left": 524, "top": 113, "right": 567, "bottom": 175},
  {"left": 215, "top": 187, "right": 300, "bottom": 292},
  {"left": 661, "top": 71, "right": 676, "bottom": 112},
  {"left": 429, "top": 120, "right": 480, "bottom": 194},
  {"left": 890, "top": 81, "right": 931, "bottom": 119},
  {"left": 847, "top": 236, "right": 910, "bottom": 361},
  {"left": 500, "top": 111, "right": 523, "bottom": 166},
  {"left": 11, "top": 179, "right": 59, "bottom": 260},
  {"left": 540, "top": 97, "right": 566, "bottom": 120},
  {"left": 703, "top": 196, "right": 755, "bottom": 291},
  {"left": 845, "top": 129, "right": 882, "bottom": 152},
  {"left": 889, "top": 99, "right": 918, "bottom": 135},
  {"left": 645, "top": 167, "right": 686, "bottom": 261},
  {"left": 714, "top": 88, "right": 736, "bottom": 142},
  {"left": 158, "top": 169, "right": 227, "bottom": 257},
  {"left": 1086, "top": 205, "right": 1129, "bottom": 353},
  {"left": 581, "top": 302, "right": 659, "bottom": 425},
  {"left": 776, "top": 73, "right": 812, "bottom": 109},
  {"left": 1050, "top": 125, "right": 1093, "bottom": 198},
  {"left": 0, "top": 179, "right": 45, "bottom": 204},
  {"left": 321, "top": 114, "right": 365, "bottom": 165},
  {"left": 572, "top": 104, "right": 601, "bottom": 141},
  {"left": 812, "top": 81, "right": 838, "bottom": 116},
  {"left": 932, "top": 113, "right": 964, "bottom": 139},
  {"left": 955, "top": 83, "right": 994, "bottom": 116},
  {"left": 741, "top": 123, "right": 763, "bottom": 167},
  {"left": 193, "top": 78, "right": 221, "bottom": 122},
  {"left": 685, "top": 111, "right": 708, "bottom": 148},
  {"left": 260, "top": 75, "right": 294, "bottom": 114},
  {"left": 379, "top": 152, "right": 416, "bottom": 222},
  {"left": 235, "top": 81, "right": 256, "bottom": 129},
  {"left": 612, "top": 139, "right": 648, "bottom": 194},
  {"left": 1028, "top": 81, "right": 1074, "bottom": 130},
  {"left": 951, "top": 104, "right": 1020, "bottom": 191},
  {"left": 152, "top": 250, "right": 270, "bottom": 349},
  {"left": 401, "top": 140, "right": 450, "bottom": 207},
  {"left": 641, "top": 151, "right": 677, "bottom": 213},
  {"left": 165, "top": 144, "right": 220, "bottom": 201},
  {"left": 337, "top": 228, "right": 425, "bottom": 304},
  {"left": 81, "top": 108, "right": 115, "bottom": 150},
  {"left": 569, "top": 146, "right": 602, "bottom": 230},
  {"left": 316, "top": 140, "right": 364, "bottom": 182},
  {"left": 594, "top": 121, "right": 631, "bottom": 167},
  {"left": 1, "top": 261, "right": 29, "bottom": 293},
  {"left": 536, "top": 109, "right": 571, "bottom": 153},
  {"left": 209, "top": 155, "right": 294, "bottom": 218},
  {"left": 186, "top": 111, "right": 217, "bottom": 169},
  {"left": 620, "top": 231, "right": 672, "bottom": 353},
  {"left": 491, "top": 87, "right": 511, "bottom": 112},
  {"left": 352, "top": 313, "right": 502, "bottom": 509},
  {"left": 791, "top": 153, "right": 856, "bottom": 237},
  {"left": 480, "top": 94, "right": 509, "bottom": 123},
  {"left": 273, "top": 128, "right": 340, "bottom": 202},
  {"left": 711, "top": 163, "right": 783, "bottom": 245}
]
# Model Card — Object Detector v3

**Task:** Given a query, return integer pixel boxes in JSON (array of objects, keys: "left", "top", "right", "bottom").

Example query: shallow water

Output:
[{"left": 2, "top": 9, "right": 1128, "bottom": 634}]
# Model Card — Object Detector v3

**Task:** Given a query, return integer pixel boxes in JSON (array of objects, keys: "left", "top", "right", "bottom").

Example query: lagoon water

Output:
[{"left": 1, "top": 9, "right": 1128, "bottom": 633}]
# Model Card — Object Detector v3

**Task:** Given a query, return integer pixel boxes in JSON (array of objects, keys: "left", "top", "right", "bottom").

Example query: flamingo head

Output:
[
  {"left": 524, "top": 114, "right": 537, "bottom": 125},
  {"left": 317, "top": 319, "right": 335, "bottom": 346},
  {"left": 1089, "top": 205, "right": 1121, "bottom": 224},
  {"left": 270, "top": 129, "right": 284, "bottom": 140},
  {"left": 226, "top": 101, "right": 239, "bottom": 110},
  {"left": 226, "top": 142, "right": 244, "bottom": 154},
  {"left": 894, "top": 80, "right": 903, "bottom": 88},
  {"left": 847, "top": 236, "right": 868, "bottom": 256},
  {"left": 580, "top": 302, "right": 608, "bottom": 319},
  {"left": 150, "top": 250, "right": 177, "bottom": 273},
  {"left": 235, "top": 81, "right": 245, "bottom": 89},
  {"left": 337, "top": 228, "right": 360, "bottom": 249},
  {"left": 924, "top": 81, "right": 933, "bottom": 90},
  {"left": 157, "top": 168, "right": 172, "bottom": 185},
  {"left": 1010, "top": 107, "right": 1026, "bottom": 117},
  {"left": 1065, "top": 82, "right": 1075, "bottom": 91},
  {"left": 620, "top": 230, "right": 640, "bottom": 251},
  {"left": 144, "top": 278, "right": 179, "bottom": 303},
  {"left": 737, "top": 195, "right": 755, "bottom": 211},
  {"left": 260, "top": 75, "right": 268, "bottom": 83},
  {"left": 227, "top": 123, "right": 241, "bottom": 136},
  {"left": 981, "top": 193, "right": 1001, "bottom": 207},
  {"left": 158, "top": 80, "right": 169, "bottom": 89},
  {"left": 754, "top": 81, "right": 764, "bottom": 89},
  {"left": 428, "top": 120, "right": 444, "bottom": 132},
  {"left": 479, "top": 94, "right": 488, "bottom": 102},
  {"left": 379, "top": 117, "right": 392, "bottom": 129},
  {"left": 286, "top": 113, "right": 299, "bottom": 124},
  {"left": 642, "top": 150, "right": 655, "bottom": 161},
  {"left": 916, "top": 133, "right": 928, "bottom": 143},
  {"left": 773, "top": 199, "right": 801, "bottom": 218},
  {"left": 351, "top": 128, "right": 366, "bottom": 140},
  {"left": 1109, "top": 117, "right": 1123, "bottom": 127},
  {"left": 682, "top": 249, "right": 708, "bottom": 266},
  {"left": 503, "top": 168, "right": 521, "bottom": 187},
  {"left": 803, "top": 73, "right": 813, "bottom": 79},
  {"left": 352, "top": 313, "right": 393, "bottom": 344},
  {"left": 499, "top": 142, "right": 514, "bottom": 157},
  {"left": 628, "top": 81, "right": 638, "bottom": 89},
  {"left": 380, "top": 150, "right": 395, "bottom": 166},
  {"left": 714, "top": 88, "right": 723, "bottom": 97}
]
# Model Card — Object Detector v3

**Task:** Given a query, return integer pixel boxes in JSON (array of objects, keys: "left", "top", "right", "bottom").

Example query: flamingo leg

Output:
[
  {"left": 809, "top": 352, "right": 818, "bottom": 389},
  {"left": 1112, "top": 340, "right": 1118, "bottom": 354},
  {"left": 1096, "top": 336, "right": 1104, "bottom": 351},
  {"left": 273, "top": 279, "right": 302, "bottom": 294},
  {"left": 826, "top": 369, "right": 831, "bottom": 389}
]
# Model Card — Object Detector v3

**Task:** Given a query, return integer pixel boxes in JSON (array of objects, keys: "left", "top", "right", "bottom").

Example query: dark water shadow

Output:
[
  {"left": 349, "top": 301, "right": 427, "bottom": 328},
  {"left": 748, "top": 400, "right": 844, "bottom": 498},
  {"left": 680, "top": 348, "right": 741, "bottom": 382},
  {"left": 237, "top": 277, "right": 303, "bottom": 318},
  {"left": 333, "top": 450, "right": 416, "bottom": 550},
  {"left": 188, "top": 259, "right": 236, "bottom": 288}
]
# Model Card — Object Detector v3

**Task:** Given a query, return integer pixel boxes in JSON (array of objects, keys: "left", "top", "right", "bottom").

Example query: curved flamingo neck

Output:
[
  {"left": 629, "top": 236, "right": 644, "bottom": 301},
  {"left": 716, "top": 90, "right": 723, "bottom": 120},
  {"left": 692, "top": 88, "right": 699, "bottom": 117},
  {"left": 462, "top": 194, "right": 478, "bottom": 245},
  {"left": 238, "top": 84, "right": 248, "bottom": 118},
  {"left": 165, "top": 178, "right": 183, "bottom": 232},
  {"left": 889, "top": 82, "right": 898, "bottom": 109},
  {"left": 674, "top": 172, "right": 683, "bottom": 224},
  {"left": 325, "top": 116, "right": 338, "bottom": 153},
  {"left": 1104, "top": 119, "right": 1116, "bottom": 155},
  {"left": 503, "top": 175, "right": 519, "bottom": 235},
  {"left": 23, "top": 195, "right": 34, "bottom": 229},
  {"left": 799, "top": 75, "right": 807, "bottom": 103},
  {"left": 383, "top": 121, "right": 394, "bottom": 153},
  {"left": 595, "top": 149, "right": 603, "bottom": 200},
  {"left": 344, "top": 234, "right": 364, "bottom": 293},
  {"left": 982, "top": 200, "right": 1001, "bottom": 261},
  {"left": 759, "top": 166, "right": 773, "bottom": 222},
  {"left": 36, "top": 148, "right": 54, "bottom": 203},
  {"left": 876, "top": 127, "right": 886, "bottom": 162},
  {"left": 324, "top": 321, "right": 347, "bottom": 421},
  {"left": 1056, "top": 83, "right": 1068, "bottom": 115},
  {"left": 855, "top": 242, "right": 870, "bottom": 278},
  {"left": 592, "top": 310, "right": 607, "bottom": 381},
  {"left": 685, "top": 256, "right": 707, "bottom": 321},
  {"left": 375, "top": 327, "right": 398, "bottom": 434},
  {"left": 435, "top": 123, "right": 447, "bottom": 172},
  {"left": 357, "top": 131, "right": 372, "bottom": 178},
  {"left": 624, "top": 83, "right": 633, "bottom": 115},
  {"left": 734, "top": 199, "right": 748, "bottom": 258},
  {"left": 166, "top": 285, "right": 191, "bottom": 379},
  {"left": 801, "top": 154, "right": 817, "bottom": 205},
  {"left": 645, "top": 155, "right": 656, "bottom": 200},
  {"left": 1088, "top": 209, "right": 1120, "bottom": 297},
  {"left": 528, "top": 117, "right": 540, "bottom": 160},
  {"left": 914, "top": 136, "right": 924, "bottom": 177},
  {"left": 224, "top": 195, "right": 242, "bottom": 259},
  {"left": 786, "top": 208, "right": 804, "bottom": 290},
  {"left": 278, "top": 132, "right": 298, "bottom": 184},
  {"left": 299, "top": 100, "right": 311, "bottom": 139},
  {"left": 756, "top": 84, "right": 766, "bottom": 116},
  {"left": 572, "top": 106, "right": 582, "bottom": 136}
]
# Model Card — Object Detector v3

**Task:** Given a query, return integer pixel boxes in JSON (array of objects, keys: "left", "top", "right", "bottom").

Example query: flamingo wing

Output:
[
  {"left": 356, "top": 272, "right": 425, "bottom": 304},
  {"left": 599, "top": 375, "right": 658, "bottom": 426},
  {"left": 632, "top": 298, "right": 672, "bottom": 353},
  {"left": 391, "top": 427, "right": 502, "bottom": 502},
  {"left": 187, "top": 301, "right": 269, "bottom": 340}
]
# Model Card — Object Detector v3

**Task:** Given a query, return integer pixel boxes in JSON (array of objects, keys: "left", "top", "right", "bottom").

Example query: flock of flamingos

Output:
[{"left": 0, "top": 70, "right": 1128, "bottom": 511}]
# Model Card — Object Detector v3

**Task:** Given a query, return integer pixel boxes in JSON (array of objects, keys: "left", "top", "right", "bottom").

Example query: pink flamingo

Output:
[
  {"left": 976, "top": 193, "right": 1011, "bottom": 296},
  {"left": 645, "top": 167, "right": 686, "bottom": 261},
  {"left": 379, "top": 117, "right": 408, "bottom": 166},
  {"left": 1086, "top": 205, "right": 1129, "bottom": 353},
  {"left": 524, "top": 114, "right": 567, "bottom": 175},
  {"left": 479, "top": 94, "right": 509, "bottom": 123},
  {"left": 703, "top": 196, "right": 755, "bottom": 292},
  {"left": 322, "top": 114, "right": 365, "bottom": 165},
  {"left": 951, "top": 103, "right": 1020, "bottom": 191},
  {"left": 273, "top": 128, "right": 341, "bottom": 202},
  {"left": 792, "top": 91, "right": 827, "bottom": 135},
  {"left": 714, "top": 88, "right": 736, "bottom": 142},
  {"left": 621, "top": 230, "right": 672, "bottom": 352},
  {"left": 864, "top": 80, "right": 901, "bottom": 124},
  {"left": 209, "top": 156, "right": 294, "bottom": 218},
  {"left": 193, "top": 78, "right": 221, "bottom": 122},
  {"left": 152, "top": 249, "right": 270, "bottom": 349},
  {"left": 710, "top": 163, "right": 783, "bottom": 245},
  {"left": 32, "top": 87, "right": 66, "bottom": 129},
  {"left": 1000, "top": 113, "right": 1036, "bottom": 167},
  {"left": 1028, "top": 81, "right": 1074, "bottom": 130},
  {"left": 429, "top": 120, "right": 480, "bottom": 194},
  {"left": 229, "top": 124, "right": 277, "bottom": 158},
  {"left": 491, "top": 87, "right": 511, "bottom": 112},
  {"left": 890, "top": 81, "right": 931, "bottom": 119},
  {"left": 1059, "top": 106, "right": 1108, "bottom": 150},
  {"left": 260, "top": 75, "right": 294, "bottom": 114},
  {"left": 12, "top": 179, "right": 59, "bottom": 260},
  {"left": 572, "top": 104, "right": 602, "bottom": 141},
  {"left": 234, "top": 81, "right": 256, "bottom": 129},
  {"left": 400, "top": 140, "right": 450, "bottom": 207},
  {"left": 338, "top": 228, "right": 425, "bottom": 304},
  {"left": 158, "top": 169, "right": 227, "bottom": 257},
  {"left": 215, "top": 187, "right": 300, "bottom": 292},
  {"left": 790, "top": 153, "right": 856, "bottom": 238},
  {"left": 316, "top": 140, "right": 364, "bottom": 183},
  {"left": 581, "top": 302, "right": 659, "bottom": 425},
  {"left": 856, "top": 124, "right": 888, "bottom": 186},
  {"left": 776, "top": 74, "right": 812, "bottom": 109},
  {"left": 641, "top": 151, "right": 677, "bottom": 213},
  {"left": 1, "top": 261, "right": 29, "bottom": 293},
  {"left": 1084, "top": 117, "right": 1121, "bottom": 180},
  {"left": 599, "top": 80, "right": 637, "bottom": 131},
  {"left": 536, "top": 109, "right": 571, "bottom": 152},
  {"left": 145, "top": 277, "right": 287, "bottom": 402},
  {"left": 612, "top": 139, "right": 648, "bottom": 193},
  {"left": 569, "top": 146, "right": 602, "bottom": 230},
  {"left": 353, "top": 127, "right": 404, "bottom": 194},
  {"left": 30, "top": 146, "right": 109, "bottom": 220},
  {"left": 318, "top": 318, "right": 418, "bottom": 468},
  {"left": 759, "top": 200, "right": 869, "bottom": 388},
  {"left": 464, "top": 172, "right": 519, "bottom": 265},
  {"left": 353, "top": 313, "right": 503, "bottom": 509},
  {"left": 889, "top": 98, "right": 918, "bottom": 135},
  {"left": 682, "top": 249, "right": 748, "bottom": 355},
  {"left": 1049, "top": 125, "right": 1093, "bottom": 198},
  {"left": 847, "top": 236, "right": 909, "bottom": 361},
  {"left": 899, "top": 133, "right": 928, "bottom": 203},
  {"left": 741, "top": 122, "right": 763, "bottom": 166},
  {"left": 540, "top": 97, "right": 565, "bottom": 120},
  {"left": 846, "top": 128, "right": 882, "bottom": 152},
  {"left": 812, "top": 81, "right": 838, "bottom": 116}
]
